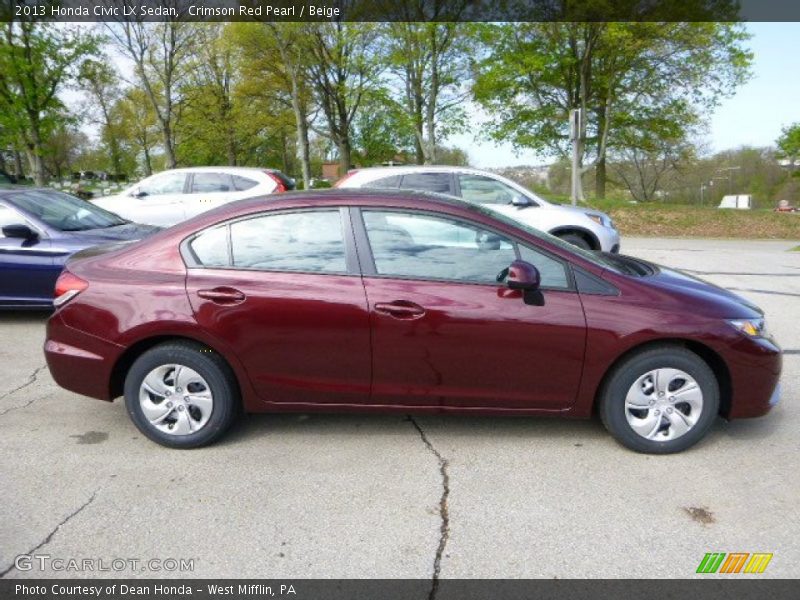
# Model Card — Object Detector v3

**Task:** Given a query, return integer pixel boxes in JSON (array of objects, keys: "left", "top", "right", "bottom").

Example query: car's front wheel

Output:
[
  {"left": 599, "top": 346, "right": 719, "bottom": 453},
  {"left": 124, "top": 342, "right": 239, "bottom": 448},
  {"left": 558, "top": 232, "right": 592, "bottom": 250}
]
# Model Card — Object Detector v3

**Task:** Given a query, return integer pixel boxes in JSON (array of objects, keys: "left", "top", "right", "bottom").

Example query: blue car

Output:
[{"left": 0, "top": 187, "right": 160, "bottom": 308}]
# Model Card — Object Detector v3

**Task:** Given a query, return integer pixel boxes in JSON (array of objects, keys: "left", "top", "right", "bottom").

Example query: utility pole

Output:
[
  {"left": 569, "top": 108, "right": 582, "bottom": 206},
  {"left": 717, "top": 166, "right": 741, "bottom": 195}
]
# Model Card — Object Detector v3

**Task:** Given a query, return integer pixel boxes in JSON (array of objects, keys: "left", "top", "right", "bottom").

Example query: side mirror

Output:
[
  {"left": 507, "top": 260, "right": 540, "bottom": 291},
  {"left": 130, "top": 187, "right": 147, "bottom": 198},
  {"left": 2, "top": 224, "right": 38, "bottom": 240},
  {"left": 511, "top": 194, "right": 531, "bottom": 207}
]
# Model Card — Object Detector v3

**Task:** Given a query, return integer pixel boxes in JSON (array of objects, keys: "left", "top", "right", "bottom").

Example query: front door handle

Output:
[
  {"left": 197, "top": 286, "right": 246, "bottom": 305},
  {"left": 373, "top": 300, "right": 426, "bottom": 319}
]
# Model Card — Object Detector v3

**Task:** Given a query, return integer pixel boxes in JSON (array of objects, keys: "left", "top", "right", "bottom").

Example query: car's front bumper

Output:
[
  {"left": 723, "top": 335, "right": 782, "bottom": 419},
  {"left": 595, "top": 226, "right": 621, "bottom": 253}
]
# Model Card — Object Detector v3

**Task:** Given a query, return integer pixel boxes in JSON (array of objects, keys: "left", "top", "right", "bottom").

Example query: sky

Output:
[{"left": 457, "top": 22, "right": 800, "bottom": 169}]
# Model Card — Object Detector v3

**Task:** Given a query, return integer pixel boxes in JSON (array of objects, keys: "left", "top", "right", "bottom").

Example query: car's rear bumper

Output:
[{"left": 44, "top": 312, "right": 123, "bottom": 401}]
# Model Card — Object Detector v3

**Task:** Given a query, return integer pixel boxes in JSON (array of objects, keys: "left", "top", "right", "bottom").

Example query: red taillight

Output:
[
  {"left": 333, "top": 169, "right": 359, "bottom": 188},
  {"left": 265, "top": 171, "right": 287, "bottom": 193},
  {"left": 54, "top": 271, "right": 88, "bottom": 307}
]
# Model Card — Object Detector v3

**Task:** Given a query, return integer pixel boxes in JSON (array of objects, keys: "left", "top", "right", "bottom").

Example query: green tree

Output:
[
  {"left": 230, "top": 23, "right": 315, "bottom": 187},
  {"left": 776, "top": 123, "right": 800, "bottom": 172},
  {"left": 180, "top": 23, "right": 240, "bottom": 166},
  {"left": 351, "top": 88, "right": 415, "bottom": 165},
  {"left": 112, "top": 88, "right": 160, "bottom": 177},
  {"left": 473, "top": 22, "right": 751, "bottom": 201},
  {"left": 78, "top": 58, "right": 124, "bottom": 175},
  {"left": 0, "top": 21, "right": 98, "bottom": 184},
  {"left": 107, "top": 18, "right": 197, "bottom": 168},
  {"left": 385, "top": 21, "right": 470, "bottom": 164},
  {"left": 305, "top": 23, "right": 384, "bottom": 174}
]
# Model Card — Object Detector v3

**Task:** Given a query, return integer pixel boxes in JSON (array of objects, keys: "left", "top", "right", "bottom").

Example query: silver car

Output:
[{"left": 336, "top": 165, "right": 620, "bottom": 252}]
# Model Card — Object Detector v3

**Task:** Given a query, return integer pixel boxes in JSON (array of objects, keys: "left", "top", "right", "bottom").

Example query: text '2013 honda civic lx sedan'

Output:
[{"left": 44, "top": 190, "right": 782, "bottom": 452}]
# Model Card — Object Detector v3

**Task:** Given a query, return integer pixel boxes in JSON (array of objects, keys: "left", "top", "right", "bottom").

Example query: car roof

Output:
[
  {"left": 347, "top": 165, "right": 494, "bottom": 177},
  {"left": 155, "top": 166, "right": 282, "bottom": 175},
  {"left": 192, "top": 189, "right": 477, "bottom": 223},
  {"left": 0, "top": 186, "right": 55, "bottom": 195}
]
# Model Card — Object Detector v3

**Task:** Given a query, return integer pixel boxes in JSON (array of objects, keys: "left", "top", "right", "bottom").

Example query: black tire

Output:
[
  {"left": 558, "top": 232, "right": 592, "bottom": 250},
  {"left": 599, "top": 346, "right": 719, "bottom": 454},
  {"left": 124, "top": 342, "right": 239, "bottom": 448}
]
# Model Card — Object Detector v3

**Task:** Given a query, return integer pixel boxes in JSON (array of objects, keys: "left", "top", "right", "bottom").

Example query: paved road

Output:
[{"left": 1, "top": 238, "right": 798, "bottom": 581}]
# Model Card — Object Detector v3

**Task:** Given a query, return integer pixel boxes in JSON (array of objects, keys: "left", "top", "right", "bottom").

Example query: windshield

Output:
[
  {"left": 7, "top": 189, "right": 128, "bottom": 231},
  {"left": 466, "top": 202, "right": 622, "bottom": 272}
]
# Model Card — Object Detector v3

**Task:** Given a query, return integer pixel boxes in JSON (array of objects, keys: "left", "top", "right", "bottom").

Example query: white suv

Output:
[
  {"left": 92, "top": 167, "right": 294, "bottom": 227},
  {"left": 336, "top": 166, "right": 620, "bottom": 252}
]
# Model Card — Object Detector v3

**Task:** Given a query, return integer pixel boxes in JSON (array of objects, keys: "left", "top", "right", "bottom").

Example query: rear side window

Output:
[
  {"left": 191, "top": 173, "right": 233, "bottom": 193},
  {"left": 230, "top": 210, "right": 345, "bottom": 273},
  {"left": 399, "top": 173, "right": 452, "bottom": 194},
  {"left": 189, "top": 226, "right": 229, "bottom": 267},
  {"left": 368, "top": 175, "right": 401, "bottom": 189},
  {"left": 232, "top": 175, "right": 258, "bottom": 191}
]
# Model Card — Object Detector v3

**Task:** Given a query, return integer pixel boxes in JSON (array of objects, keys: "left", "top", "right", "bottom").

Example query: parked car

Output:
[
  {"left": 92, "top": 167, "right": 295, "bottom": 227},
  {"left": 335, "top": 166, "right": 620, "bottom": 252},
  {"left": 45, "top": 190, "right": 781, "bottom": 452},
  {"left": 0, "top": 187, "right": 159, "bottom": 308}
]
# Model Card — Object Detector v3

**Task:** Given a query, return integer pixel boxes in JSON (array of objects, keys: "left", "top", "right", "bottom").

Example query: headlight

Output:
[
  {"left": 727, "top": 318, "right": 767, "bottom": 338},
  {"left": 587, "top": 213, "right": 614, "bottom": 229}
]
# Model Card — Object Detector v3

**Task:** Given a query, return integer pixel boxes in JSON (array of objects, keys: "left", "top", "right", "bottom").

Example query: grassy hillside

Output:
[{"left": 547, "top": 196, "right": 800, "bottom": 240}]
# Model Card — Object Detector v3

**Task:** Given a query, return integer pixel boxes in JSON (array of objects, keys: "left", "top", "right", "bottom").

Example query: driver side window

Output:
[
  {"left": 362, "top": 210, "right": 516, "bottom": 284},
  {"left": 458, "top": 174, "right": 528, "bottom": 206},
  {"left": 138, "top": 172, "right": 187, "bottom": 196}
]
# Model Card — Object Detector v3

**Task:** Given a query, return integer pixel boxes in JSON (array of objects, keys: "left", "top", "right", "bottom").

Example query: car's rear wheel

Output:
[
  {"left": 124, "top": 342, "right": 239, "bottom": 448},
  {"left": 599, "top": 346, "right": 719, "bottom": 454},
  {"left": 558, "top": 232, "right": 592, "bottom": 250}
]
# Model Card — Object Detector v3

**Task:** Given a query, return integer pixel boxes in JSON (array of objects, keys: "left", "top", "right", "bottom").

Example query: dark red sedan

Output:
[{"left": 44, "top": 190, "right": 782, "bottom": 452}]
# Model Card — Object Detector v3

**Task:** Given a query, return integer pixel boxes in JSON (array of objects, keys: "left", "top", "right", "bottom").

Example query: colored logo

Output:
[{"left": 696, "top": 552, "right": 773, "bottom": 574}]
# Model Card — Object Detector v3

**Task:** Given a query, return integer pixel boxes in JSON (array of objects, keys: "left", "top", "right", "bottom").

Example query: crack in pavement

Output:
[
  {"left": 0, "top": 365, "right": 48, "bottom": 416},
  {"left": 0, "top": 489, "right": 98, "bottom": 578},
  {"left": 407, "top": 416, "right": 450, "bottom": 600}
]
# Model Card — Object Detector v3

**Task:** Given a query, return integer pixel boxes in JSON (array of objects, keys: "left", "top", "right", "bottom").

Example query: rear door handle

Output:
[
  {"left": 197, "top": 287, "right": 246, "bottom": 305},
  {"left": 373, "top": 300, "right": 426, "bottom": 319}
]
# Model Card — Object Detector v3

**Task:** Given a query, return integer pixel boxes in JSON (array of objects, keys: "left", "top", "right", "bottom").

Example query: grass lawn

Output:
[{"left": 547, "top": 195, "right": 800, "bottom": 240}]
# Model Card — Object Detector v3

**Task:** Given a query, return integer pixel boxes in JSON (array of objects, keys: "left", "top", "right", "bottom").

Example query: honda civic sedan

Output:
[{"left": 44, "top": 190, "right": 781, "bottom": 452}]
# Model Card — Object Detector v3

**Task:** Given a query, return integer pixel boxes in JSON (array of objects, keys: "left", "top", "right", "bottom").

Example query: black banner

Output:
[
  {"left": 2, "top": 0, "right": 800, "bottom": 23},
  {"left": 2, "top": 579, "right": 800, "bottom": 600}
]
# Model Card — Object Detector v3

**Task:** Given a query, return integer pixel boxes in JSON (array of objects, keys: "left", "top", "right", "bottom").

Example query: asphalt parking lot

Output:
[{"left": 1, "top": 237, "right": 798, "bottom": 580}]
